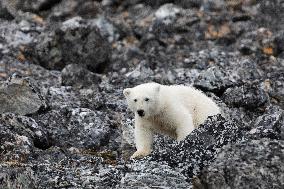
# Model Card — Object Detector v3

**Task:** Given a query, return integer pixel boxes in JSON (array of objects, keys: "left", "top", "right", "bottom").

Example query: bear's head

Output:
[{"left": 123, "top": 83, "right": 160, "bottom": 119}]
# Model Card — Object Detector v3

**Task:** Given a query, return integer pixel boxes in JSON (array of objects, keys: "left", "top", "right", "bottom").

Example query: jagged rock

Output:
[
  {"left": 0, "top": 1, "right": 14, "bottom": 20},
  {"left": 222, "top": 82, "right": 269, "bottom": 109},
  {"left": 120, "top": 114, "right": 135, "bottom": 159},
  {"left": 119, "top": 161, "right": 191, "bottom": 188},
  {"left": 0, "top": 167, "right": 37, "bottom": 189},
  {"left": 31, "top": 147, "right": 104, "bottom": 188},
  {"left": 0, "top": 0, "right": 284, "bottom": 188},
  {"left": 194, "top": 58, "right": 262, "bottom": 95},
  {"left": 23, "top": 16, "right": 111, "bottom": 72},
  {"left": 0, "top": 113, "right": 50, "bottom": 162},
  {"left": 195, "top": 139, "right": 284, "bottom": 189},
  {"left": 194, "top": 66, "right": 239, "bottom": 94},
  {"left": 61, "top": 64, "right": 101, "bottom": 88},
  {"left": 149, "top": 114, "right": 243, "bottom": 178},
  {"left": 150, "top": 4, "right": 200, "bottom": 37},
  {"left": 248, "top": 106, "right": 284, "bottom": 140},
  {"left": 48, "top": 0, "right": 102, "bottom": 21},
  {"left": 0, "top": 76, "right": 47, "bottom": 115},
  {"left": 1, "top": 0, "right": 61, "bottom": 14},
  {"left": 35, "top": 108, "right": 116, "bottom": 150}
]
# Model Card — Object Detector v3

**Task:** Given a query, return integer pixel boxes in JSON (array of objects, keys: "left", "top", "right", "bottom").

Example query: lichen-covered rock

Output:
[
  {"left": 0, "top": 167, "right": 37, "bottom": 189},
  {"left": 1, "top": 0, "right": 61, "bottom": 14},
  {"left": 34, "top": 107, "right": 119, "bottom": 151},
  {"left": 248, "top": 105, "right": 284, "bottom": 140},
  {"left": 222, "top": 82, "right": 269, "bottom": 109},
  {"left": 195, "top": 139, "right": 284, "bottom": 189},
  {"left": 48, "top": 0, "right": 102, "bottom": 21},
  {"left": 1, "top": 0, "right": 284, "bottom": 188},
  {"left": 23, "top": 16, "right": 111, "bottom": 72},
  {"left": 149, "top": 114, "right": 243, "bottom": 179},
  {"left": 0, "top": 1, "right": 14, "bottom": 20},
  {"left": 194, "top": 66, "right": 239, "bottom": 94},
  {"left": 61, "top": 64, "right": 101, "bottom": 88},
  {"left": 151, "top": 4, "right": 200, "bottom": 35},
  {"left": 0, "top": 75, "right": 47, "bottom": 115},
  {"left": 194, "top": 58, "right": 262, "bottom": 95},
  {"left": 0, "top": 113, "right": 50, "bottom": 162},
  {"left": 30, "top": 147, "right": 104, "bottom": 188},
  {"left": 119, "top": 161, "right": 191, "bottom": 188}
]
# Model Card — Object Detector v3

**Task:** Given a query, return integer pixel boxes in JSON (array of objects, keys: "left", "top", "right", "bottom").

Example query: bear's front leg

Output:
[
  {"left": 176, "top": 113, "right": 195, "bottom": 142},
  {"left": 130, "top": 121, "right": 153, "bottom": 159}
]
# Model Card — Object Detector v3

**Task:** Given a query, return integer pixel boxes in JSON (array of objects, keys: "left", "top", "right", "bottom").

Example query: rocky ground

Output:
[{"left": 0, "top": 0, "right": 284, "bottom": 188}]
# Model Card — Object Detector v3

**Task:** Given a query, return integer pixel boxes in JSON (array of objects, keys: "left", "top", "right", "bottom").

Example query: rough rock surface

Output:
[
  {"left": 222, "top": 82, "right": 269, "bottom": 109},
  {"left": 0, "top": 0, "right": 284, "bottom": 188},
  {"left": 149, "top": 115, "right": 243, "bottom": 179},
  {"left": 0, "top": 75, "right": 47, "bottom": 115},
  {"left": 195, "top": 139, "right": 284, "bottom": 189},
  {"left": 61, "top": 64, "right": 101, "bottom": 88},
  {"left": 23, "top": 16, "right": 111, "bottom": 72}
]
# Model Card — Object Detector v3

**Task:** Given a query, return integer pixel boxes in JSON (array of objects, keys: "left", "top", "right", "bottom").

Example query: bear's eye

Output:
[
  {"left": 134, "top": 99, "right": 137, "bottom": 102},
  {"left": 145, "top": 98, "right": 149, "bottom": 102}
]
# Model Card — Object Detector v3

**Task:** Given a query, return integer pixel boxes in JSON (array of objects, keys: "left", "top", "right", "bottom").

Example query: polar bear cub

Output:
[{"left": 123, "top": 82, "right": 220, "bottom": 159}]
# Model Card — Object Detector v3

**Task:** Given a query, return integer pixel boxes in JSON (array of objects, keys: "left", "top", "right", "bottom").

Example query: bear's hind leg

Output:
[{"left": 176, "top": 114, "right": 195, "bottom": 142}]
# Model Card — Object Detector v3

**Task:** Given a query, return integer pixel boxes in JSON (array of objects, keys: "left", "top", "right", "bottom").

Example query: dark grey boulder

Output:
[
  {"left": 61, "top": 64, "right": 102, "bottom": 88},
  {"left": 248, "top": 105, "right": 284, "bottom": 140},
  {"left": 0, "top": 1, "right": 14, "bottom": 20},
  {"left": 0, "top": 76, "right": 47, "bottom": 115},
  {"left": 222, "top": 82, "right": 269, "bottom": 109},
  {"left": 0, "top": 113, "right": 50, "bottom": 162},
  {"left": 0, "top": 167, "right": 37, "bottom": 189},
  {"left": 194, "top": 66, "right": 239, "bottom": 94},
  {"left": 23, "top": 17, "right": 111, "bottom": 72},
  {"left": 149, "top": 114, "right": 243, "bottom": 179},
  {"left": 35, "top": 108, "right": 115, "bottom": 150},
  {"left": 48, "top": 0, "right": 102, "bottom": 21},
  {"left": 119, "top": 161, "right": 191, "bottom": 188},
  {"left": 1, "top": 0, "right": 61, "bottom": 14},
  {"left": 195, "top": 138, "right": 284, "bottom": 189}
]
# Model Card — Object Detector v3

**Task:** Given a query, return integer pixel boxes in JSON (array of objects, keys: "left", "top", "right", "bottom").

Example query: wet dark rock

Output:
[
  {"left": 23, "top": 17, "right": 111, "bottom": 72},
  {"left": 222, "top": 82, "right": 269, "bottom": 109},
  {"left": 195, "top": 138, "right": 284, "bottom": 189},
  {"left": 61, "top": 64, "right": 101, "bottom": 88},
  {"left": 0, "top": 75, "right": 47, "bottom": 115}
]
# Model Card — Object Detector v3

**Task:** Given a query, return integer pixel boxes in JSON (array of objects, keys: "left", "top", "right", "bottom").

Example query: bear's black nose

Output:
[{"left": 137, "top": 109, "right": 145, "bottom": 117}]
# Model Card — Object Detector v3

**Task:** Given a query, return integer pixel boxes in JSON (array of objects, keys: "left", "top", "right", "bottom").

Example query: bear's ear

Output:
[{"left": 123, "top": 88, "right": 131, "bottom": 96}]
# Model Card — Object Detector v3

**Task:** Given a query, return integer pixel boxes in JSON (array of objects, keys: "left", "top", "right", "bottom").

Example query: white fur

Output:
[{"left": 123, "top": 83, "right": 220, "bottom": 159}]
